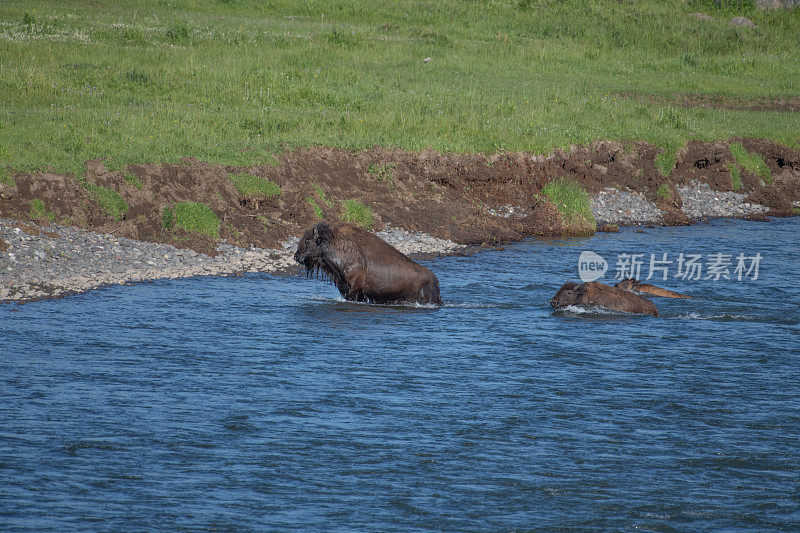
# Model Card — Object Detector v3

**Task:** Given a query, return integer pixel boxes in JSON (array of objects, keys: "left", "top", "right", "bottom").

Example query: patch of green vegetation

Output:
[
  {"left": 727, "top": 161, "right": 742, "bottom": 191},
  {"left": 655, "top": 145, "right": 680, "bottom": 178},
  {"left": 161, "top": 206, "right": 174, "bottom": 230},
  {"left": 229, "top": 172, "right": 281, "bottom": 198},
  {"left": 1, "top": 1, "right": 800, "bottom": 174},
  {"left": 340, "top": 198, "right": 374, "bottom": 230},
  {"left": 84, "top": 182, "right": 129, "bottom": 221},
  {"left": 311, "top": 183, "right": 332, "bottom": 206},
  {"left": 29, "top": 198, "right": 55, "bottom": 222},
  {"left": 657, "top": 183, "right": 672, "bottom": 199},
  {"left": 541, "top": 178, "right": 596, "bottom": 232},
  {"left": 306, "top": 196, "right": 324, "bottom": 219},
  {"left": 165, "top": 20, "right": 192, "bottom": 42},
  {"left": 0, "top": 168, "right": 15, "bottom": 187},
  {"left": 123, "top": 172, "right": 143, "bottom": 190},
  {"left": 262, "top": 152, "right": 281, "bottom": 167},
  {"left": 730, "top": 142, "right": 772, "bottom": 184},
  {"left": 686, "top": 0, "right": 756, "bottom": 16},
  {"left": 623, "top": 141, "right": 636, "bottom": 154},
  {"left": 172, "top": 202, "right": 219, "bottom": 237},
  {"left": 367, "top": 162, "right": 397, "bottom": 184}
]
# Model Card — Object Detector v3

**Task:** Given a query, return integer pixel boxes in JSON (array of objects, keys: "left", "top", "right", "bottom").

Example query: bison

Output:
[
  {"left": 615, "top": 278, "right": 690, "bottom": 299},
  {"left": 294, "top": 222, "right": 442, "bottom": 305},
  {"left": 550, "top": 281, "right": 659, "bottom": 316}
]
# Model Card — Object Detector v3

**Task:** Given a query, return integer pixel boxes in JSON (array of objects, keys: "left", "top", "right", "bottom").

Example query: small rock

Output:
[{"left": 730, "top": 16, "right": 755, "bottom": 27}]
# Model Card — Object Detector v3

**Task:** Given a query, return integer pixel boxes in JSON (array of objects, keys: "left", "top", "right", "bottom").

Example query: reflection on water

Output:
[{"left": 1, "top": 218, "right": 799, "bottom": 530}]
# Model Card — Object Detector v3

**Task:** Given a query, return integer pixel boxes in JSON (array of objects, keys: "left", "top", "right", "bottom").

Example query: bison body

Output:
[
  {"left": 615, "top": 278, "right": 690, "bottom": 299},
  {"left": 294, "top": 222, "right": 442, "bottom": 305},
  {"left": 550, "top": 281, "right": 659, "bottom": 316}
]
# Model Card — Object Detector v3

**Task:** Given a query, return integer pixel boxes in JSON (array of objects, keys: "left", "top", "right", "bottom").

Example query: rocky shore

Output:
[
  {"left": 590, "top": 181, "right": 770, "bottom": 226},
  {"left": 1, "top": 179, "right": 789, "bottom": 304}
]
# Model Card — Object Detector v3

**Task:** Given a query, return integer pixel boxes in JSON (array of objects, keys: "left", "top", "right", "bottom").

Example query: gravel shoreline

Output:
[
  {"left": 0, "top": 182, "right": 783, "bottom": 303},
  {"left": 590, "top": 181, "right": 768, "bottom": 226}
]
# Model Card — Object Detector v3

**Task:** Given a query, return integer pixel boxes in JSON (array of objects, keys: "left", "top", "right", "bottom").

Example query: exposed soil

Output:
[
  {"left": 1, "top": 139, "right": 799, "bottom": 254},
  {"left": 618, "top": 92, "right": 800, "bottom": 113}
]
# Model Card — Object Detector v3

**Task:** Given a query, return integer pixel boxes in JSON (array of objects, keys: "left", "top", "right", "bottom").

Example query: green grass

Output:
[
  {"left": 29, "top": 198, "right": 55, "bottom": 222},
  {"left": 656, "top": 183, "right": 672, "bottom": 199},
  {"left": 161, "top": 206, "right": 174, "bottom": 230},
  {"left": 730, "top": 142, "right": 772, "bottom": 184},
  {"left": 367, "top": 162, "right": 397, "bottom": 183},
  {"left": 340, "top": 198, "right": 374, "bottom": 229},
  {"left": 0, "top": 168, "right": 15, "bottom": 187},
  {"left": 655, "top": 144, "right": 680, "bottom": 178},
  {"left": 171, "top": 201, "right": 219, "bottom": 237},
  {"left": 541, "top": 177, "right": 596, "bottom": 231},
  {"left": 84, "top": 182, "right": 129, "bottom": 221},
  {"left": 229, "top": 172, "right": 281, "bottom": 197},
  {"left": 311, "top": 183, "right": 332, "bottom": 206},
  {"left": 1, "top": 1, "right": 799, "bottom": 176},
  {"left": 727, "top": 161, "right": 742, "bottom": 191},
  {"left": 306, "top": 197, "right": 324, "bottom": 219},
  {"left": 123, "top": 172, "right": 142, "bottom": 189}
]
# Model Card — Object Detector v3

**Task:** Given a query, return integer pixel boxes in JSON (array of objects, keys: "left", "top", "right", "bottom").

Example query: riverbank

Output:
[
  {"left": 3, "top": 138, "right": 800, "bottom": 303},
  {"left": 2, "top": 160, "right": 797, "bottom": 303}
]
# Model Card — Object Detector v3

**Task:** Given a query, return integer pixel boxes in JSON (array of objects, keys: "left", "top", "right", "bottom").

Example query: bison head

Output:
[
  {"left": 614, "top": 278, "right": 638, "bottom": 291},
  {"left": 550, "top": 282, "right": 580, "bottom": 309},
  {"left": 294, "top": 222, "right": 334, "bottom": 275}
]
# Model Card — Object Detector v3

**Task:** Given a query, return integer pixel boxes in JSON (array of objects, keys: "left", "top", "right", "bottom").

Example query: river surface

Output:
[{"left": 2, "top": 218, "right": 799, "bottom": 531}]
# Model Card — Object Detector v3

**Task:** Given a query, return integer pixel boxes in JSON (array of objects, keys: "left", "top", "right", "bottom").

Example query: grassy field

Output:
[{"left": 1, "top": 0, "right": 799, "bottom": 176}]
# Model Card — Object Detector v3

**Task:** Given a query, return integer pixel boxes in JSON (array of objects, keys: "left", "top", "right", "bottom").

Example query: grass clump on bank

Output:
[
  {"left": 730, "top": 142, "right": 772, "bottom": 184},
  {"left": 306, "top": 183, "right": 331, "bottom": 219},
  {"left": 229, "top": 173, "right": 281, "bottom": 198},
  {"left": 123, "top": 173, "right": 143, "bottom": 190},
  {"left": 368, "top": 163, "right": 397, "bottom": 184},
  {"left": 311, "top": 184, "right": 332, "bottom": 207},
  {"left": 655, "top": 145, "right": 680, "bottom": 178},
  {"left": 340, "top": 199, "right": 374, "bottom": 230},
  {"left": 306, "top": 197, "right": 324, "bottom": 219},
  {"left": 163, "top": 202, "right": 219, "bottom": 238},
  {"left": 541, "top": 178, "right": 596, "bottom": 233},
  {"left": 29, "top": 198, "right": 55, "bottom": 223},
  {"left": 0, "top": 168, "right": 15, "bottom": 187},
  {"left": 84, "top": 182, "right": 129, "bottom": 221},
  {"left": 727, "top": 161, "right": 742, "bottom": 191}
]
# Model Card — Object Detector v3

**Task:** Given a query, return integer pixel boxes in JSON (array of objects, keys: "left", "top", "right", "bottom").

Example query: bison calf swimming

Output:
[
  {"left": 294, "top": 222, "right": 442, "bottom": 305},
  {"left": 615, "top": 278, "right": 690, "bottom": 299},
  {"left": 550, "top": 281, "right": 659, "bottom": 317}
]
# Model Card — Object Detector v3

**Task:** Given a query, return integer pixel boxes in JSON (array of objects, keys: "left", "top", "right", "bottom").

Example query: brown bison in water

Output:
[
  {"left": 294, "top": 222, "right": 442, "bottom": 305},
  {"left": 615, "top": 278, "right": 691, "bottom": 299},
  {"left": 550, "top": 281, "right": 659, "bottom": 316}
]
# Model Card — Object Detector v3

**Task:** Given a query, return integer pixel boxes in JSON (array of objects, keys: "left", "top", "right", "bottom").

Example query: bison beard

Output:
[{"left": 294, "top": 222, "right": 442, "bottom": 305}]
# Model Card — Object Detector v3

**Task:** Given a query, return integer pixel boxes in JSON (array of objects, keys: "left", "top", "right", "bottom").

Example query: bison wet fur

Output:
[
  {"left": 615, "top": 278, "right": 690, "bottom": 299},
  {"left": 550, "top": 281, "right": 659, "bottom": 316},
  {"left": 294, "top": 222, "right": 442, "bottom": 305}
]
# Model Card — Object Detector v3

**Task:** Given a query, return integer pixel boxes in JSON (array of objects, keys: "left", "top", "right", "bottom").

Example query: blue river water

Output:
[{"left": 2, "top": 218, "right": 799, "bottom": 531}]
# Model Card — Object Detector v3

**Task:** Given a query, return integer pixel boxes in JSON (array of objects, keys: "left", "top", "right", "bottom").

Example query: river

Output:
[{"left": 2, "top": 218, "right": 799, "bottom": 530}]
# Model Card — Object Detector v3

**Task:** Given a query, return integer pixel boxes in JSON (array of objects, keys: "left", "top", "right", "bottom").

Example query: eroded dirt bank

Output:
[
  {"left": 1, "top": 138, "right": 799, "bottom": 302},
  {"left": 1, "top": 138, "right": 799, "bottom": 255}
]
